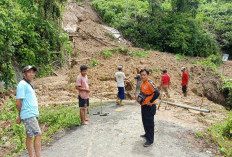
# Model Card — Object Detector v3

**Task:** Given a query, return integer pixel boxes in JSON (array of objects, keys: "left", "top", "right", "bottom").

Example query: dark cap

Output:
[
  {"left": 22, "top": 65, "right": 37, "bottom": 73},
  {"left": 162, "top": 69, "right": 167, "bottom": 73}
]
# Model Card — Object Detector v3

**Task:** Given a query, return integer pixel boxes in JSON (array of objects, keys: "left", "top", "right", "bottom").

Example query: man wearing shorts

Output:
[
  {"left": 160, "top": 69, "right": 170, "bottom": 98},
  {"left": 76, "top": 65, "right": 90, "bottom": 125},
  {"left": 16, "top": 65, "right": 42, "bottom": 157},
  {"left": 181, "top": 67, "right": 189, "bottom": 97},
  {"left": 114, "top": 65, "right": 129, "bottom": 105}
]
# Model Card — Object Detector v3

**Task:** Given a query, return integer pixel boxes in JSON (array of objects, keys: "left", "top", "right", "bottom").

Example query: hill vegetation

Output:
[
  {"left": 92, "top": 0, "right": 232, "bottom": 57},
  {"left": 0, "top": 0, "right": 72, "bottom": 88}
]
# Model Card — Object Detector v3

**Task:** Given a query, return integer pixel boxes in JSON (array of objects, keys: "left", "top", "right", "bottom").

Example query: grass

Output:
[
  {"left": 101, "top": 47, "right": 148, "bottom": 59},
  {"left": 195, "top": 112, "right": 232, "bottom": 157},
  {"left": 0, "top": 99, "right": 107, "bottom": 157},
  {"left": 174, "top": 54, "right": 188, "bottom": 61},
  {"left": 89, "top": 59, "right": 99, "bottom": 68},
  {"left": 195, "top": 131, "right": 204, "bottom": 138},
  {"left": 131, "top": 50, "right": 148, "bottom": 58},
  {"left": 208, "top": 114, "right": 232, "bottom": 156},
  {"left": 101, "top": 50, "right": 114, "bottom": 59},
  {"left": 152, "top": 67, "right": 161, "bottom": 72}
]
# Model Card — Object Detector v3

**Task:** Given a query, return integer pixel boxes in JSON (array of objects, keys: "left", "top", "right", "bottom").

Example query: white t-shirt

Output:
[{"left": 115, "top": 71, "right": 126, "bottom": 87}]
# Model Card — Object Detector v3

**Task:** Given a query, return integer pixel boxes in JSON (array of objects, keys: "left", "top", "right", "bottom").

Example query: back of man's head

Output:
[{"left": 118, "top": 65, "right": 123, "bottom": 71}]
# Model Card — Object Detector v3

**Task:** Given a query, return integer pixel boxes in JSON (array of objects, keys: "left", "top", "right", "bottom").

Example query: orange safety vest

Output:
[{"left": 140, "top": 80, "right": 157, "bottom": 105}]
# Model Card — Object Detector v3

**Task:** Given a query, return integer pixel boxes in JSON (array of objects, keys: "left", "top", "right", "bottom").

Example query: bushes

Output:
[
  {"left": 223, "top": 79, "right": 232, "bottom": 108},
  {"left": 0, "top": 0, "right": 72, "bottom": 89},
  {"left": 0, "top": 99, "right": 81, "bottom": 156},
  {"left": 208, "top": 112, "right": 232, "bottom": 156},
  {"left": 92, "top": 0, "right": 219, "bottom": 57},
  {"left": 197, "top": 1, "right": 232, "bottom": 58},
  {"left": 222, "top": 112, "right": 232, "bottom": 139}
]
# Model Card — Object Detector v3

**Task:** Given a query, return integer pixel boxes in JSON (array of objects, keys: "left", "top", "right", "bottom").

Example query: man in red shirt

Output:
[
  {"left": 181, "top": 67, "right": 189, "bottom": 97},
  {"left": 160, "top": 69, "right": 170, "bottom": 98}
]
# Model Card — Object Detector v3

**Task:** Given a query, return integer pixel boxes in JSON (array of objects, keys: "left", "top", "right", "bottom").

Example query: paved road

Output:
[{"left": 22, "top": 102, "right": 213, "bottom": 157}]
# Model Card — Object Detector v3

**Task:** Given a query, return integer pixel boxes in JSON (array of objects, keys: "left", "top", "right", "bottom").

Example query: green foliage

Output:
[
  {"left": 0, "top": 0, "right": 72, "bottom": 89},
  {"left": 92, "top": 0, "right": 219, "bottom": 57},
  {"left": 222, "top": 78, "right": 232, "bottom": 107},
  {"left": 196, "top": 1, "right": 232, "bottom": 58},
  {"left": 195, "top": 54, "right": 232, "bottom": 107},
  {"left": 101, "top": 50, "right": 114, "bottom": 58},
  {"left": 101, "top": 47, "right": 148, "bottom": 58},
  {"left": 152, "top": 67, "right": 161, "bottom": 72},
  {"left": 195, "top": 131, "right": 204, "bottom": 138},
  {"left": 222, "top": 112, "right": 232, "bottom": 139},
  {"left": 195, "top": 54, "right": 222, "bottom": 68},
  {"left": 0, "top": 99, "right": 81, "bottom": 156},
  {"left": 208, "top": 112, "right": 232, "bottom": 156},
  {"left": 174, "top": 54, "right": 188, "bottom": 61},
  {"left": 131, "top": 50, "right": 148, "bottom": 58},
  {"left": 89, "top": 59, "right": 99, "bottom": 68}
]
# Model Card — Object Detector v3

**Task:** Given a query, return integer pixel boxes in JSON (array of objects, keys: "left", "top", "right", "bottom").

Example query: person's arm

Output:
[
  {"left": 114, "top": 77, "right": 117, "bottom": 82},
  {"left": 75, "top": 77, "right": 90, "bottom": 92},
  {"left": 123, "top": 73, "right": 129, "bottom": 80},
  {"left": 16, "top": 83, "right": 25, "bottom": 124},
  {"left": 149, "top": 88, "right": 160, "bottom": 104},
  {"left": 185, "top": 73, "right": 189, "bottom": 85},
  {"left": 125, "top": 77, "right": 129, "bottom": 80},
  {"left": 76, "top": 86, "right": 90, "bottom": 92},
  {"left": 168, "top": 76, "right": 171, "bottom": 88},
  {"left": 16, "top": 99, "right": 22, "bottom": 124},
  {"left": 160, "top": 77, "right": 163, "bottom": 87},
  {"left": 148, "top": 81, "right": 160, "bottom": 106}
]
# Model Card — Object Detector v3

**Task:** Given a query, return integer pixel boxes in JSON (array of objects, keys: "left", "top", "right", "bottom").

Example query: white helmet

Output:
[{"left": 181, "top": 67, "right": 185, "bottom": 71}]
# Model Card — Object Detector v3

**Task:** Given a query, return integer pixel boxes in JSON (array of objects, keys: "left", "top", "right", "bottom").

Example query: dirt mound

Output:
[
  {"left": 190, "top": 66, "right": 226, "bottom": 105},
  {"left": 6, "top": 2, "right": 227, "bottom": 107}
]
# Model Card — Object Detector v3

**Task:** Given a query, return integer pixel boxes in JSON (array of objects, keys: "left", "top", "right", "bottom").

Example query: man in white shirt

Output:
[{"left": 114, "top": 65, "right": 129, "bottom": 105}]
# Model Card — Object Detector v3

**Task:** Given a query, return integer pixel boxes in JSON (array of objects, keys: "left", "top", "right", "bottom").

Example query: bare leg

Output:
[
  {"left": 34, "top": 135, "right": 41, "bottom": 157},
  {"left": 120, "top": 99, "right": 123, "bottom": 105},
  {"left": 116, "top": 98, "right": 119, "bottom": 105},
  {"left": 80, "top": 108, "right": 85, "bottom": 123},
  {"left": 184, "top": 92, "right": 187, "bottom": 97},
  {"left": 26, "top": 136, "right": 34, "bottom": 157},
  {"left": 80, "top": 108, "right": 88, "bottom": 124}
]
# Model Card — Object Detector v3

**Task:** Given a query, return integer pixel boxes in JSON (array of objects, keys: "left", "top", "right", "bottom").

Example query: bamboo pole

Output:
[{"left": 160, "top": 101, "right": 210, "bottom": 113}]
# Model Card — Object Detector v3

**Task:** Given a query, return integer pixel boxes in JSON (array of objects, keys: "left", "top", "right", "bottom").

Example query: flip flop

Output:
[
  {"left": 93, "top": 111, "right": 100, "bottom": 115},
  {"left": 100, "top": 113, "right": 109, "bottom": 116}
]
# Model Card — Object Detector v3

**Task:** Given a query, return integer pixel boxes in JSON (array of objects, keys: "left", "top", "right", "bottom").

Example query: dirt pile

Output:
[{"left": 3, "top": 1, "right": 226, "bottom": 108}]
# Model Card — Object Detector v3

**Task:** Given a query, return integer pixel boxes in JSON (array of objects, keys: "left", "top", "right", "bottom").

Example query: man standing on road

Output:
[
  {"left": 15, "top": 65, "right": 42, "bottom": 157},
  {"left": 139, "top": 69, "right": 160, "bottom": 147},
  {"left": 181, "top": 67, "right": 189, "bottom": 97},
  {"left": 159, "top": 69, "right": 170, "bottom": 98},
  {"left": 76, "top": 65, "right": 90, "bottom": 125},
  {"left": 114, "top": 65, "right": 129, "bottom": 105}
]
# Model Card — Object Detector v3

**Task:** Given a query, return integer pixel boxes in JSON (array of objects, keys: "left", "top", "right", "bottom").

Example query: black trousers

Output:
[{"left": 141, "top": 105, "right": 156, "bottom": 143}]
